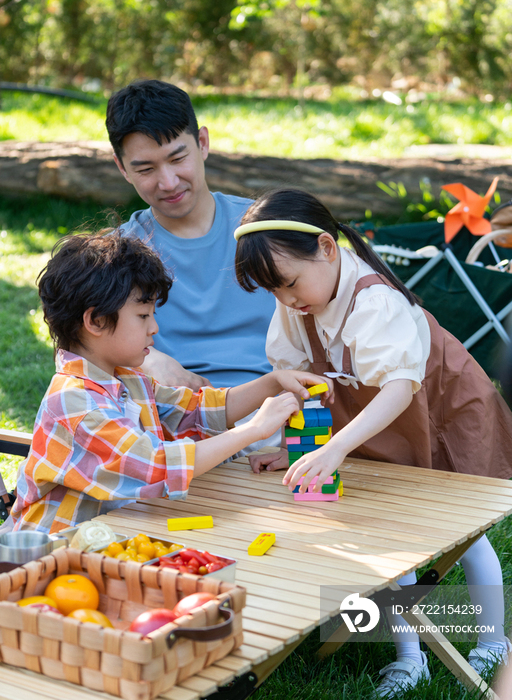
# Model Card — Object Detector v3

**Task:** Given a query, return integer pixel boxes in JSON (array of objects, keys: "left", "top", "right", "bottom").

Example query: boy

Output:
[{"left": 11, "top": 231, "right": 330, "bottom": 533}]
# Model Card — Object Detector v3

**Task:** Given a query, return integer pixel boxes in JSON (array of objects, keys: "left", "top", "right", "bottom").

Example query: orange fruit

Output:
[
  {"left": 18, "top": 595, "right": 57, "bottom": 608},
  {"left": 45, "top": 575, "right": 99, "bottom": 615},
  {"left": 67, "top": 609, "right": 113, "bottom": 627}
]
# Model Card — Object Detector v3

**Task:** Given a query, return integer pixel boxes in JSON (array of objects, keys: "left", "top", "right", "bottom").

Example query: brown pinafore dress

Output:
[{"left": 303, "top": 274, "right": 512, "bottom": 479}]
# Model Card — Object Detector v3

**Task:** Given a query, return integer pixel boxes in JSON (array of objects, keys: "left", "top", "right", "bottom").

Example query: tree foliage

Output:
[{"left": 1, "top": 0, "right": 511, "bottom": 95}]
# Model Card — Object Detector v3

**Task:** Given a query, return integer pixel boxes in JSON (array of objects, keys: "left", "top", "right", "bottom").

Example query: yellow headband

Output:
[{"left": 234, "top": 220, "right": 325, "bottom": 241}]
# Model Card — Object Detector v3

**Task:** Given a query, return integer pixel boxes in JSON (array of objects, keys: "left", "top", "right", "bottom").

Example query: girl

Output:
[{"left": 234, "top": 188, "right": 512, "bottom": 698}]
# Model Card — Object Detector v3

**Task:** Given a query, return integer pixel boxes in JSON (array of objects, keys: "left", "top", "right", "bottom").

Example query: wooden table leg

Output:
[
  {"left": 402, "top": 608, "right": 498, "bottom": 699},
  {"left": 317, "top": 532, "right": 485, "bottom": 659}
]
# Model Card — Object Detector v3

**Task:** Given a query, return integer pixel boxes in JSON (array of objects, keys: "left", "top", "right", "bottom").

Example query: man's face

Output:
[{"left": 114, "top": 127, "right": 210, "bottom": 229}]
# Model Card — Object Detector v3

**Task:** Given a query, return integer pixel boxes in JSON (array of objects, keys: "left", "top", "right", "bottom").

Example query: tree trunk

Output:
[{"left": 1, "top": 140, "right": 511, "bottom": 220}]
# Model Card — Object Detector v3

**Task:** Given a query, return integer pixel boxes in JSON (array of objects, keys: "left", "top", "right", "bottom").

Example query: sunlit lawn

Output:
[
  {"left": 1, "top": 93, "right": 512, "bottom": 698},
  {"left": 1, "top": 90, "right": 512, "bottom": 159}
]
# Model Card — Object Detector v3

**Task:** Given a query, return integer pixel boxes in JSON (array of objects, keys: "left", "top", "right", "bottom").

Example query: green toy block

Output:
[
  {"left": 322, "top": 472, "right": 341, "bottom": 493},
  {"left": 285, "top": 426, "right": 330, "bottom": 437},
  {"left": 288, "top": 452, "right": 304, "bottom": 464}
]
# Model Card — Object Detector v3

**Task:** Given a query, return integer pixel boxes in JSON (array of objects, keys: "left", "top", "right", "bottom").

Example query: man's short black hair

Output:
[
  {"left": 106, "top": 80, "right": 200, "bottom": 163},
  {"left": 38, "top": 230, "right": 173, "bottom": 351}
]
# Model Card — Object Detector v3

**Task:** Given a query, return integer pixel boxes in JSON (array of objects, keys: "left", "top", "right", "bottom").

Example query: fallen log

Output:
[{"left": 1, "top": 140, "right": 511, "bottom": 220}]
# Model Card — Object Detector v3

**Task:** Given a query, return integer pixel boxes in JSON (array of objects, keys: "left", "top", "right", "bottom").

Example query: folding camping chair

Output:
[
  {"left": 0, "top": 429, "right": 30, "bottom": 522},
  {"left": 369, "top": 201, "right": 512, "bottom": 379}
]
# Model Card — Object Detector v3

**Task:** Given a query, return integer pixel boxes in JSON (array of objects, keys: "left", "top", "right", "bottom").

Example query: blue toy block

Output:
[
  {"left": 287, "top": 443, "right": 322, "bottom": 453},
  {"left": 316, "top": 408, "right": 333, "bottom": 427},
  {"left": 300, "top": 436, "right": 315, "bottom": 445},
  {"left": 303, "top": 411, "right": 319, "bottom": 427}
]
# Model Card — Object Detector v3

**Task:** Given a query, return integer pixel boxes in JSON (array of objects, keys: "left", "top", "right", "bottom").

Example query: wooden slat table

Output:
[{"left": 1, "top": 454, "right": 512, "bottom": 700}]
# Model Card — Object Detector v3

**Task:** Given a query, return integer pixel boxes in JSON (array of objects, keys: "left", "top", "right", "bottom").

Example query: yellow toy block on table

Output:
[
  {"left": 288, "top": 410, "right": 305, "bottom": 430},
  {"left": 248, "top": 532, "right": 276, "bottom": 556},
  {"left": 167, "top": 516, "right": 213, "bottom": 531},
  {"left": 307, "top": 382, "right": 329, "bottom": 397}
]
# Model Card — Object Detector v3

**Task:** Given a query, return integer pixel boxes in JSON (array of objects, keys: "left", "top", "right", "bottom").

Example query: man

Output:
[{"left": 106, "top": 79, "right": 276, "bottom": 393}]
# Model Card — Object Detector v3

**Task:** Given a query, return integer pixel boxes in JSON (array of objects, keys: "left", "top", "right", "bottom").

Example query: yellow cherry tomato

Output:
[
  {"left": 152, "top": 541, "right": 164, "bottom": 548},
  {"left": 67, "top": 609, "right": 113, "bottom": 627},
  {"left": 126, "top": 537, "right": 136, "bottom": 549},
  {"left": 45, "top": 575, "right": 99, "bottom": 615},
  {"left": 134, "top": 533, "right": 151, "bottom": 548},
  {"left": 107, "top": 542, "right": 124, "bottom": 557},
  {"left": 168, "top": 543, "right": 182, "bottom": 553},
  {"left": 137, "top": 542, "right": 156, "bottom": 559},
  {"left": 18, "top": 595, "right": 57, "bottom": 608},
  {"left": 154, "top": 545, "right": 168, "bottom": 557},
  {"left": 136, "top": 553, "right": 150, "bottom": 563},
  {"left": 115, "top": 551, "right": 131, "bottom": 561},
  {"left": 125, "top": 546, "right": 138, "bottom": 557}
]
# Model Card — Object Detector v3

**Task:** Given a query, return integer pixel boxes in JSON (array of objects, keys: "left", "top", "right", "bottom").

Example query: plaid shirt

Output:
[{"left": 12, "top": 351, "right": 227, "bottom": 533}]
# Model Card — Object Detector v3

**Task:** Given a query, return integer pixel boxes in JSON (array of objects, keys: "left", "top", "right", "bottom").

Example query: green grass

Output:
[
  {"left": 1, "top": 90, "right": 512, "bottom": 159},
  {"left": 1, "top": 192, "right": 511, "bottom": 698}
]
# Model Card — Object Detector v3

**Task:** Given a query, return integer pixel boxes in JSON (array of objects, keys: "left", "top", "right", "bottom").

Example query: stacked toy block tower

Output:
[{"left": 285, "top": 384, "right": 342, "bottom": 501}]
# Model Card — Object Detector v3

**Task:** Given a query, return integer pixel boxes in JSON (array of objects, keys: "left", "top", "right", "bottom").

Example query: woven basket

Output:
[{"left": 0, "top": 547, "right": 245, "bottom": 700}]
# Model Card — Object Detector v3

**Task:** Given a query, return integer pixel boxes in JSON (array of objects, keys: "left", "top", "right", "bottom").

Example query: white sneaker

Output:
[
  {"left": 375, "top": 652, "right": 430, "bottom": 698},
  {"left": 468, "top": 638, "right": 512, "bottom": 677}
]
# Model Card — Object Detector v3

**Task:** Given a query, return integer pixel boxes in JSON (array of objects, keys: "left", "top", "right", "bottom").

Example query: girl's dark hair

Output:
[
  {"left": 235, "top": 188, "right": 417, "bottom": 306},
  {"left": 38, "top": 230, "right": 173, "bottom": 351}
]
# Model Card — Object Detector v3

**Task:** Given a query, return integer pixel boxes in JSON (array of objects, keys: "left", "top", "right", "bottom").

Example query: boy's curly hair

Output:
[{"left": 38, "top": 229, "right": 173, "bottom": 351}]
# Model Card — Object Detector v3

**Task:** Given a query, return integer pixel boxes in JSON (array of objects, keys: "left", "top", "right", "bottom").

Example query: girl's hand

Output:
[
  {"left": 283, "top": 443, "right": 345, "bottom": 494},
  {"left": 249, "top": 448, "right": 289, "bottom": 473},
  {"left": 273, "top": 370, "right": 334, "bottom": 405},
  {"left": 248, "top": 393, "right": 300, "bottom": 441}
]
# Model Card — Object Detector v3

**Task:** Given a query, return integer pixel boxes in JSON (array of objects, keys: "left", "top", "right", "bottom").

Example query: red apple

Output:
[
  {"left": 172, "top": 592, "right": 217, "bottom": 618},
  {"left": 129, "top": 608, "right": 178, "bottom": 635}
]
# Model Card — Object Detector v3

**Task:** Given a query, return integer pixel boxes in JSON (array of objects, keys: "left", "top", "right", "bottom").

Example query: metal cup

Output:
[{"left": 0, "top": 531, "right": 67, "bottom": 565}]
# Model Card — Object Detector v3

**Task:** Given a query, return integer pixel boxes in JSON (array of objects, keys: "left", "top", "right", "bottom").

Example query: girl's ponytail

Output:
[{"left": 338, "top": 223, "right": 418, "bottom": 306}]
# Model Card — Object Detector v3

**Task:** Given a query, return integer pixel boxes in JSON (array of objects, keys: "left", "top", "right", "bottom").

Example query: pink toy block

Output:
[
  {"left": 286, "top": 437, "right": 301, "bottom": 444},
  {"left": 294, "top": 491, "right": 339, "bottom": 501}
]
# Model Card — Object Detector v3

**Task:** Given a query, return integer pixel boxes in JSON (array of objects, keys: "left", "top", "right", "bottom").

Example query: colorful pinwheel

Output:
[{"left": 442, "top": 176, "right": 499, "bottom": 243}]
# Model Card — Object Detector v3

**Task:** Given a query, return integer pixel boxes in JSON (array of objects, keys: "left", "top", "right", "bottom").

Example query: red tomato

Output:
[
  {"left": 206, "top": 562, "right": 224, "bottom": 573},
  {"left": 172, "top": 592, "right": 217, "bottom": 617},
  {"left": 201, "top": 551, "right": 221, "bottom": 564},
  {"left": 180, "top": 549, "right": 207, "bottom": 567},
  {"left": 129, "top": 608, "right": 178, "bottom": 635}
]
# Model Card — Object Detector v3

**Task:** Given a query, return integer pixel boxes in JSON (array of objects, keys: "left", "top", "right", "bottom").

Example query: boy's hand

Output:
[
  {"left": 249, "top": 448, "right": 289, "bottom": 473},
  {"left": 248, "top": 393, "right": 299, "bottom": 441},
  {"left": 282, "top": 443, "right": 344, "bottom": 494},
  {"left": 273, "top": 371, "right": 334, "bottom": 405},
  {"left": 142, "top": 347, "right": 212, "bottom": 390}
]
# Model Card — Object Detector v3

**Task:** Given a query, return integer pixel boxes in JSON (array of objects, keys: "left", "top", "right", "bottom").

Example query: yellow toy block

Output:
[
  {"left": 307, "top": 382, "right": 329, "bottom": 397},
  {"left": 167, "top": 516, "right": 213, "bottom": 531},
  {"left": 338, "top": 481, "right": 344, "bottom": 496},
  {"left": 248, "top": 532, "right": 276, "bottom": 556},
  {"left": 289, "top": 410, "right": 305, "bottom": 430},
  {"left": 314, "top": 434, "right": 330, "bottom": 445}
]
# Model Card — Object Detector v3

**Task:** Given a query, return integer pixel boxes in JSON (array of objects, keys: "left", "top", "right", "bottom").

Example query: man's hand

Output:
[
  {"left": 249, "top": 448, "right": 289, "bottom": 473},
  {"left": 142, "top": 347, "right": 212, "bottom": 390}
]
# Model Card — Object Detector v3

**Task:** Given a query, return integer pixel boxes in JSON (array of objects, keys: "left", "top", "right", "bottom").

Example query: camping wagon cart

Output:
[
  {"left": 366, "top": 191, "right": 512, "bottom": 380},
  {"left": 1, "top": 430, "right": 512, "bottom": 699}
]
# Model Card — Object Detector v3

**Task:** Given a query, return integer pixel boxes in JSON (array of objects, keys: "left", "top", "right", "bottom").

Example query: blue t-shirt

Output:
[{"left": 122, "top": 192, "right": 276, "bottom": 387}]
